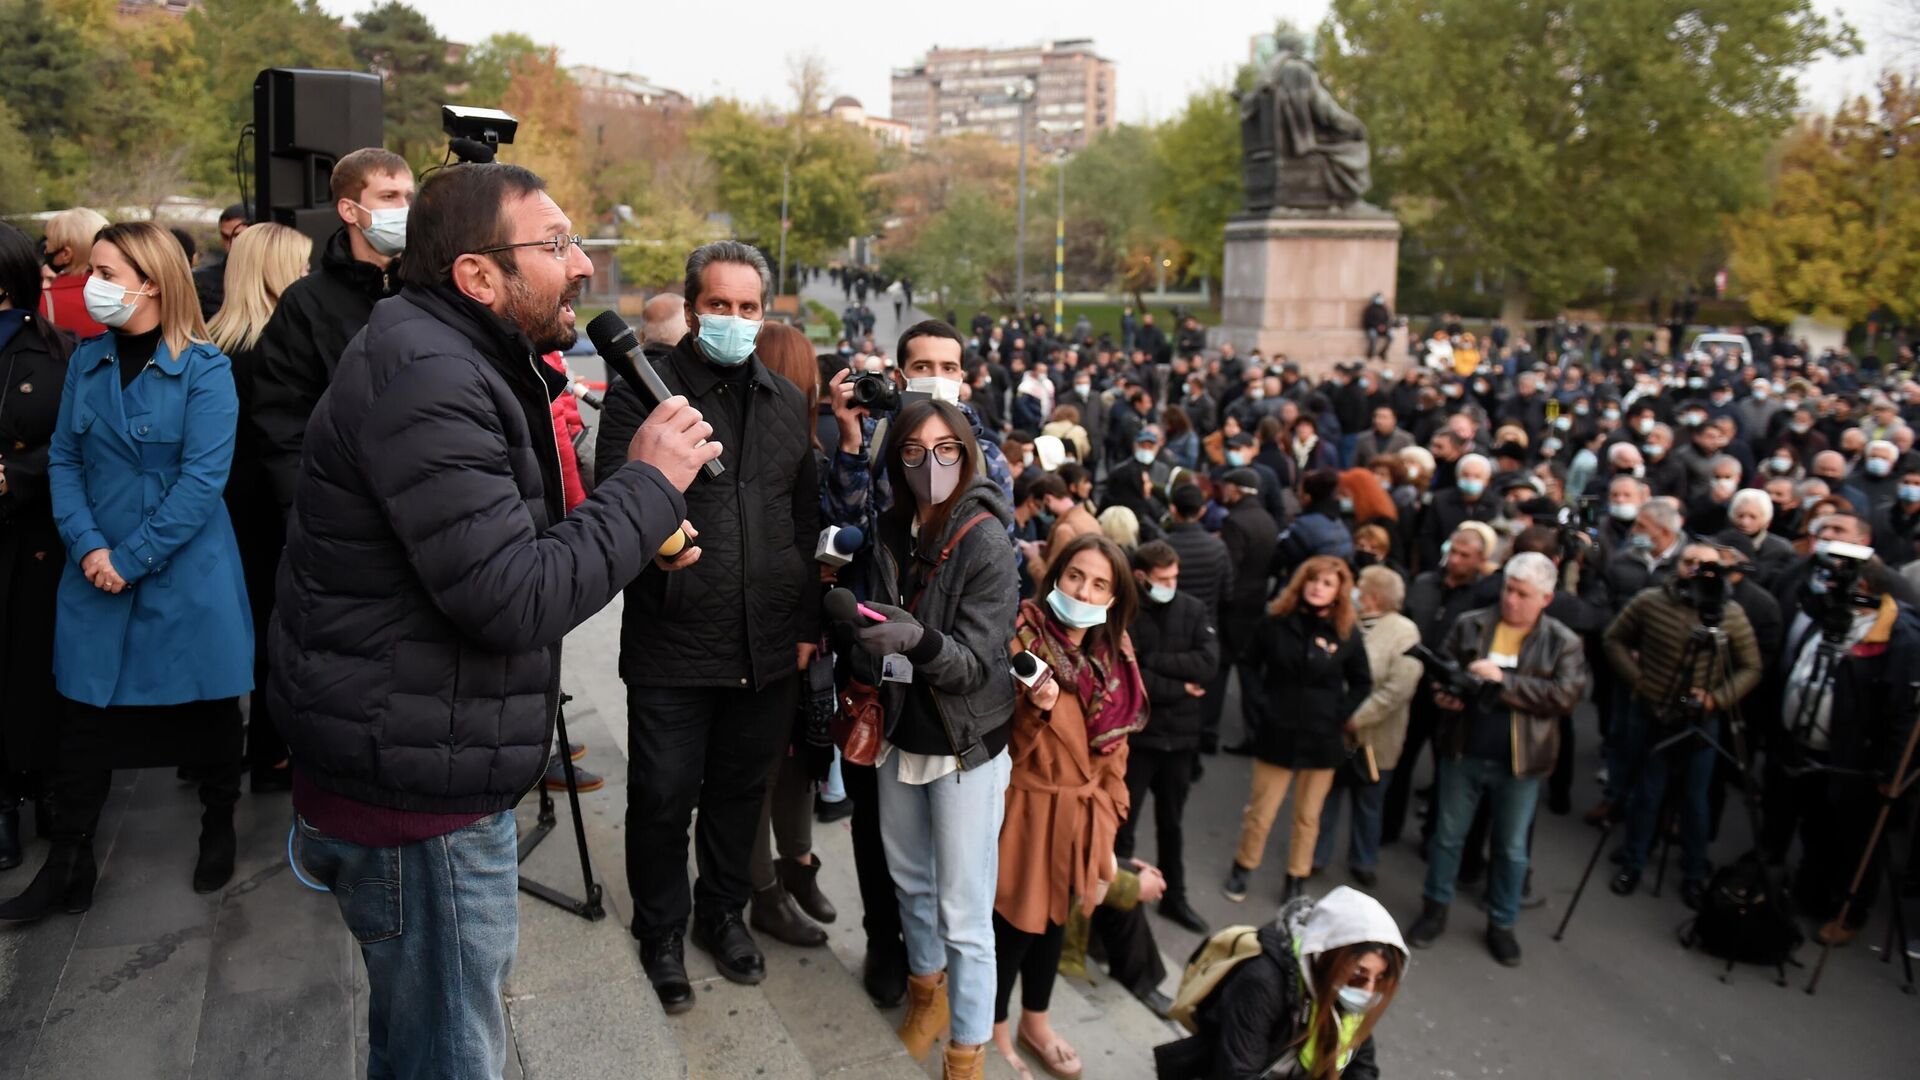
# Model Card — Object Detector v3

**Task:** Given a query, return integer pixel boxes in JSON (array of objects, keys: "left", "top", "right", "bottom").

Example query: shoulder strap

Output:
[{"left": 907, "top": 511, "right": 996, "bottom": 615}]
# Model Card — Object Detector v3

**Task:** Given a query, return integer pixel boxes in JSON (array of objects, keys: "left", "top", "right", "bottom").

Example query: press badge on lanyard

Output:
[{"left": 881, "top": 654, "right": 915, "bottom": 683}]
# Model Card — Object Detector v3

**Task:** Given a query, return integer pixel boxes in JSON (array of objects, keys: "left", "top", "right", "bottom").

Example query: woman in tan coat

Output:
[
  {"left": 1313, "top": 565, "right": 1423, "bottom": 888},
  {"left": 994, "top": 533, "right": 1146, "bottom": 1080}
]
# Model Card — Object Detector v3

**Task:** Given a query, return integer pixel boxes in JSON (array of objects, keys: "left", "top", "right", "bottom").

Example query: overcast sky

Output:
[{"left": 320, "top": 0, "right": 1911, "bottom": 124}]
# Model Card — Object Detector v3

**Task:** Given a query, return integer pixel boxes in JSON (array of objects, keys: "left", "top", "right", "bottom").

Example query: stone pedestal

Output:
[{"left": 1211, "top": 207, "right": 1402, "bottom": 373}]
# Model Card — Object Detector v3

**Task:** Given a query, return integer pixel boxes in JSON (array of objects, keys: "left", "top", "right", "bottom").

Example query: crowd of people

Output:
[{"left": 0, "top": 147, "right": 1915, "bottom": 1080}]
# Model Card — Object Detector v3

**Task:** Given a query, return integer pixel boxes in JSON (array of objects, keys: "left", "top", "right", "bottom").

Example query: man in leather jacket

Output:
[{"left": 1404, "top": 552, "right": 1589, "bottom": 967}]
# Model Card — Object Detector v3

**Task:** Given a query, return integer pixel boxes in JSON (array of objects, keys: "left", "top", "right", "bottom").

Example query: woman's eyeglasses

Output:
[{"left": 902, "top": 442, "right": 965, "bottom": 468}]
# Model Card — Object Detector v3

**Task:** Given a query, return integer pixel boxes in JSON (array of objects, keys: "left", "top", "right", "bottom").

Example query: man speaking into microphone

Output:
[
  {"left": 593, "top": 240, "right": 822, "bottom": 1013},
  {"left": 272, "top": 163, "right": 718, "bottom": 1079}
]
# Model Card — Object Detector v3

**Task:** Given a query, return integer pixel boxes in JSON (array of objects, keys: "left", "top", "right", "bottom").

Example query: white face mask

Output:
[
  {"left": 83, "top": 277, "right": 151, "bottom": 328},
  {"left": 905, "top": 376, "right": 961, "bottom": 405},
  {"left": 352, "top": 201, "right": 408, "bottom": 257}
]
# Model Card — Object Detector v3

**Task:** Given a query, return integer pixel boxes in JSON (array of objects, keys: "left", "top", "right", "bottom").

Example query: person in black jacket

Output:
[
  {"left": 1416, "top": 452, "right": 1496, "bottom": 571},
  {"left": 1165, "top": 483, "right": 1235, "bottom": 755},
  {"left": 1216, "top": 469, "right": 1279, "bottom": 756},
  {"left": 593, "top": 241, "right": 823, "bottom": 1009},
  {"left": 1225, "top": 556, "right": 1373, "bottom": 905},
  {"left": 270, "top": 163, "right": 713, "bottom": 1078},
  {"left": 1117, "top": 541, "right": 1219, "bottom": 934},
  {"left": 189, "top": 203, "right": 248, "bottom": 322},
  {"left": 0, "top": 225, "right": 72, "bottom": 869},
  {"left": 251, "top": 148, "right": 412, "bottom": 510},
  {"left": 1156, "top": 887, "right": 1405, "bottom": 1080}
]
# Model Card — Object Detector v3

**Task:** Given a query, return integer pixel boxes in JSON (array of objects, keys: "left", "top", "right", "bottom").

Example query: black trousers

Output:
[
  {"left": 625, "top": 678, "right": 796, "bottom": 940},
  {"left": 52, "top": 697, "right": 242, "bottom": 841},
  {"left": 842, "top": 758, "right": 904, "bottom": 946},
  {"left": 1792, "top": 775, "right": 1889, "bottom": 928},
  {"left": 1381, "top": 696, "right": 1439, "bottom": 845},
  {"left": 1090, "top": 903, "right": 1168, "bottom": 997},
  {"left": 230, "top": 493, "right": 287, "bottom": 777},
  {"left": 1196, "top": 664, "right": 1230, "bottom": 750},
  {"left": 994, "top": 914, "right": 1065, "bottom": 1022},
  {"left": 1114, "top": 746, "right": 1195, "bottom": 901}
]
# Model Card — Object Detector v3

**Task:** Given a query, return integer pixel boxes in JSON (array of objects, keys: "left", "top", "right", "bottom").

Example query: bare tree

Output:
[
  {"left": 1894, "top": 0, "right": 1920, "bottom": 64},
  {"left": 786, "top": 51, "right": 832, "bottom": 118}
]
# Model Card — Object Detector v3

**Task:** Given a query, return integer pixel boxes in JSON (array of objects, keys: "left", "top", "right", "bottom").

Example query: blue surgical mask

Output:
[
  {"left": 1628, "top": 533, "right": 1654, "bottom": 552},
  {"left": 1457, "top": 478, "right": 1485, "bottom": 498},
  {"left": 1134, "top": 448, "right": 1157, "bottom": 465},
  {"left": 1770, "top": 456, "right": 1793, "bottom": 474},
  {"left": 1642, "top": 442, "right": 1665, "bottom": 461},
  {"left": 83, "top": 277, "right": 151, "bottom": 328},
  {"left": 352, "top": 202, "right": 408, "bottom": 257},
  {"left": 1336, "top": 986, "right": 1380, "bottom": 1014},
  {"left": 1866, "top": 457, "right": 1892, "bottom": 477},
  {"left": 1227, "top": 451, "right": 1248, "bottom": 467},
  {"left": 1901, "top": 484, "right": 1920, "bottom": 505},
  {"left": 1145, "top": 582, "right": 1176, "bottom": 604},
  {"left": 1337, "top": 495, "right": 1355, "bottom": 514},
  {"left": 1609, "top": 502, "right": 1640, "bottom": 523},
  {"left": 696, "top": 313, "right": 762, "bottom": 366},
  {"left": 1047, "top": 586, "right": 1110, "bottom": 629}
]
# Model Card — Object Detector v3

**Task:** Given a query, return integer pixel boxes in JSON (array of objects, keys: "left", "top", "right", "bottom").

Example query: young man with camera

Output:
[
  {"left": 1405, "top": 552, "right": 1588, "bottom": 967},
  {"left": 1600, "top": 541, "right": 1762, "bottom": 906},
  {"left": 1771, "top": 532, "right": 1920, "bottom": 946}
]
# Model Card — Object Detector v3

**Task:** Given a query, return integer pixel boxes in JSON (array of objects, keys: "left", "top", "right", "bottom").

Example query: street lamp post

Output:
[
  {"left": 1007, "top": 79, "right": 1036, "bottom": 313},
  {"left": 776, "top": 162, "right": 790, "bottom": 297},
  {"left": 1038, "top": 121, "right": 1082, "bottom": 338}
]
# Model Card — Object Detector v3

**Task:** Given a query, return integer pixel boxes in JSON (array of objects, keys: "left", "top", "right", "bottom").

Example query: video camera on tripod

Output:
[
  {"left": 1404, "top": 642, "right": 1505, "bottom": 710},
  {"left": 1807, "top": 539, "right": 1878, "bottom": 637}
]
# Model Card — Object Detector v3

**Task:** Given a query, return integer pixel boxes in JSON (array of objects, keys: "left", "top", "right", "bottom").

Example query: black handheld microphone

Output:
[
  {"left": 586, "top": 311, "right": 724, "bottom": 481},
  {"left": 824, "top": 587, "right": 888, "bottom": 626},
  {"left": 1010, "top": 651, "right": 1049, "bottom": 689}
]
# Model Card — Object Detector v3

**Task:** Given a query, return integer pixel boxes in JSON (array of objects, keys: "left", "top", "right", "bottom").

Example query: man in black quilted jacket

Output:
[
  {"left": 272, "top": 163, "right": 716, "bottom": 1080},
  {"left": 593, "top": 241, "right": 823, "bottom": 1013}
]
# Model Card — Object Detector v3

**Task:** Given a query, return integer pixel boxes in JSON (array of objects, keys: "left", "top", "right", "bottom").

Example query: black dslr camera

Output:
[
  {"left": 1406, "top": 643, "right": 1505, "bottom": 710},
  {"left": 849, "top": 370, "right": 901, "bottom": 414},
  {"left": 1681, "top": 561, "right": 1729, "bottom": 627}
]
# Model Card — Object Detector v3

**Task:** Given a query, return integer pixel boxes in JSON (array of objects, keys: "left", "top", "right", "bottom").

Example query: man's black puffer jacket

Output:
[
  {"left": 253, "top": 227, "right": 401, "bottom": 509},
  {"left": 1130, "top": 591, "right": 1220, "bottom": 751},
  {"left": 271, "top": 286, "right": 686, "bottom": 813},
  {"left": 594, "top": 333, "right": 822, "bottom": 688}
]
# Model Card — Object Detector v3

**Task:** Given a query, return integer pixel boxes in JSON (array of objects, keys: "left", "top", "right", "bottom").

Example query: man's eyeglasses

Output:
[
  {"left": 470, "top": 234, "right": 584, "bottom": 262},
  {"left": 902, "top": 442, "right": 965, "bottom": 468}
]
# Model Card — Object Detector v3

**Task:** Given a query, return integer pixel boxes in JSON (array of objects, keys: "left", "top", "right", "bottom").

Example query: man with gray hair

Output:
[
  {"left": 1405, "top": 550, "right": 1588, "bottom": 967},
  {"left": 1853, "top": 438, "right": 1901, "bottom": 510},
  {"left": 1417, "top": 452, "right": 1497, "bottom": 571},
  {"left": 594, "top": 240, "right": 823, "bottom": 1012}
]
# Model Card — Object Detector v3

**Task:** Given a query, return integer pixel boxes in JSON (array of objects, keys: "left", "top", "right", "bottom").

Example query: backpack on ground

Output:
[
  {"left": 1680, "top": 851, "right": 1801, "bottom": 969},
  {"left": 1168, "top": 925, "right": 1264, "bottom": 1034}
]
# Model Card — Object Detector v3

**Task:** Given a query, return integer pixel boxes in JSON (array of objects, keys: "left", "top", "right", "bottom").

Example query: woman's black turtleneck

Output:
[{"left": 116, "top": 326, "right": 162, "bottom": 388}]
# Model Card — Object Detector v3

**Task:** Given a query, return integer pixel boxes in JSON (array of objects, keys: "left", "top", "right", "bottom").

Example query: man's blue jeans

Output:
[
  {"left": 1423, "top": 756, "right": 1539, "bottom": 929},
  {"left": 876, "top": 749, "right": 1011, "bottom": 1046},
  {"left": 1620, "top": 705, "right": 1718, "bottom": 882},
  {"left": 1313, "top": 769, "right": 1393, "bottom": 873},
  {"left": 297, "top": 812, "right": 519, "bottom": 1080}
]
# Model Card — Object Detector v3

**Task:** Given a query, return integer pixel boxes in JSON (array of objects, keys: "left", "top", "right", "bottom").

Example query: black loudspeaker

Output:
[{"left": 252, "top": 68, "right": 385, "bottom": 255}]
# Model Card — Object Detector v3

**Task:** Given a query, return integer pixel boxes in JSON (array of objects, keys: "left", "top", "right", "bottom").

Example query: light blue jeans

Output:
[
  {"left": 877, "top": 749, "right": 1012, "bottom": 1046},
  {"left": 296, "top": 811, "right": 520, "bottom": 1080},
  {"left": 821, "top": 748, "right": 847, "bottom": 803}
]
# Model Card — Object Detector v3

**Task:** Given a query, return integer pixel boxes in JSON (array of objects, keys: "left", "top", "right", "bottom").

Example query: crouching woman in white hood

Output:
[{"left": 1163, "top": 886, "right": 1407, "bottom": 1080}]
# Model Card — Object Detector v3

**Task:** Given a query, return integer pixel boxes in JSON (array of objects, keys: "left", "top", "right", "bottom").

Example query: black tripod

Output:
[
  {"left": 1802, "top": 686, "right": 1920, "bottom": 995},
  {"left": 516, "top": 695, "right": 605, "bottom": 921},
  {"left": 1556, "top": 619, "right": 1779, "bottom": 979}
]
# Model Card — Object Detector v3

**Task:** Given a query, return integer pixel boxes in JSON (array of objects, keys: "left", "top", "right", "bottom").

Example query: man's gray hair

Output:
[
  {"left": 1505, "top": 551, "right": 1558, "bottom": 595},
  {"left": 1708, "top": 453, "right": 1741, "bottom": 475},
  {"left": 1608, "top": 442, "right": 1639, "bottom": 466},
  {"left": 1457, "top": 453, "right": 1491, "bottom": 477},
  {"left": 1357, "top": 564, "right": 1405, "bottom": 612},
  {"left": 1639, "top": 497, "right": 1684, "bottom": 536},
  {"left": 684, "top": 240, "right": 772, "bottom": 306},
  {"left": 1730, "top": 488, "right": 1773, "bottom": 524}
]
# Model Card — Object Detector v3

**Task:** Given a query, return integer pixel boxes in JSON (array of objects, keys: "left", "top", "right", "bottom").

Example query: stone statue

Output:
[{"left": 1238, "top": 30, "right": 1372, "bottom": 212}]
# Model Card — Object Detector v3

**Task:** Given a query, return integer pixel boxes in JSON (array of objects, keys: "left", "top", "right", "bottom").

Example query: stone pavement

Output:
[{"left": 3, "top": 597, "right": 1915, "bottom": 1078}]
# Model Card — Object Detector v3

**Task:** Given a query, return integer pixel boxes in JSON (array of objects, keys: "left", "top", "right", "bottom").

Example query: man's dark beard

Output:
[{"left": 501, "top": 266, "right": 582, "bottom": 353}]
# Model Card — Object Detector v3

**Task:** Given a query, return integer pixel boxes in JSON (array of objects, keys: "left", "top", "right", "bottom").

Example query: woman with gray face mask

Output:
[{"left": 850, "top": 398, "right": 1019, "bottom": 1080}]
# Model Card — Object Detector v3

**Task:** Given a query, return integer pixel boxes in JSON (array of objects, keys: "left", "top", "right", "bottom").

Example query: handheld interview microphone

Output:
[
  {"left": 585, "top": 311, "right": 724, "bottom": 481},
  {"left": 1010, "top": 651, "right": 1049, "bottom": 690},
  {"left": 824, "top": 587, "right": 889, "bottom": 625},
  {"left": 816, "top": 525, "right": 864, "bottom": 567}
]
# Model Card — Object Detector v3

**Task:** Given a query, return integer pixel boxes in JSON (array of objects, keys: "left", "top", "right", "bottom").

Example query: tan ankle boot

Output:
[
  {"left": 943, "top": 1042, "right": 986, "bottom": 1080},
  {"left": 896, "top": 970, "right": 950, "bottom": 1060}
]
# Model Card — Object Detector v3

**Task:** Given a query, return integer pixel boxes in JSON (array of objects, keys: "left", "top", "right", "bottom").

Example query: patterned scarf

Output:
[{"left": 1016, "top": 599, "right": 1149, "bottom": 754}]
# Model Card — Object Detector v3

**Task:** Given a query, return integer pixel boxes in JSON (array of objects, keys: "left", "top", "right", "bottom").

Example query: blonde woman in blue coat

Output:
[{"left": 0, "top": 223, "right": 252, "bottom": 922}]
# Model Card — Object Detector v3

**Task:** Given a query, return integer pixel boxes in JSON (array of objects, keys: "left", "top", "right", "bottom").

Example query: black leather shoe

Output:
[
  {"left": 1609, "top": 869, "right": 1642, "bottom": 897},
  {"left": 776, "top": 856, "right": 837, "bottom": 924},
  {"left": 814, "top": 795, "right": 855, "bottom": 824},
  {"left": 193, "top": 816, "right": 237, "bottom": 895},
  {"left": 694, "top": 910, "right": 766, "bottom": 985},
  {"left": 1158, "top": 896, "right": 1208, "bottom": 934},
  {"left": 1405, "top": 900, "right": 1448, "bottom": 949},
  {"left": 1485, "top": 924, "right": 1522, "bottom": 967},
  {"left": 0, "top": 840, "right": 97, "bottom": 922},
  {"left": 639, "top": 929, "right": 695, "bottom": 1014},
  {"left": 1221, "top": 740, "right": 1256, "bottom": 757},
  {"left": 0, "top": 802, "right": 21, "bottom": 872},
  {"left": 1132, "top": 987, "right": 1174, "bottom": 1020},
  {"left": 1680, "top": 878, "right": 1707, "bottom": 912},
  {"left": 1350, "top": 867, "right": 1378, "bottom": 889},
  {"left": 863, "top": 934, "right": 909, "bottom": 1007},
  {"left": 749, "top": 885, "right": 827, "bottom": 947}
]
